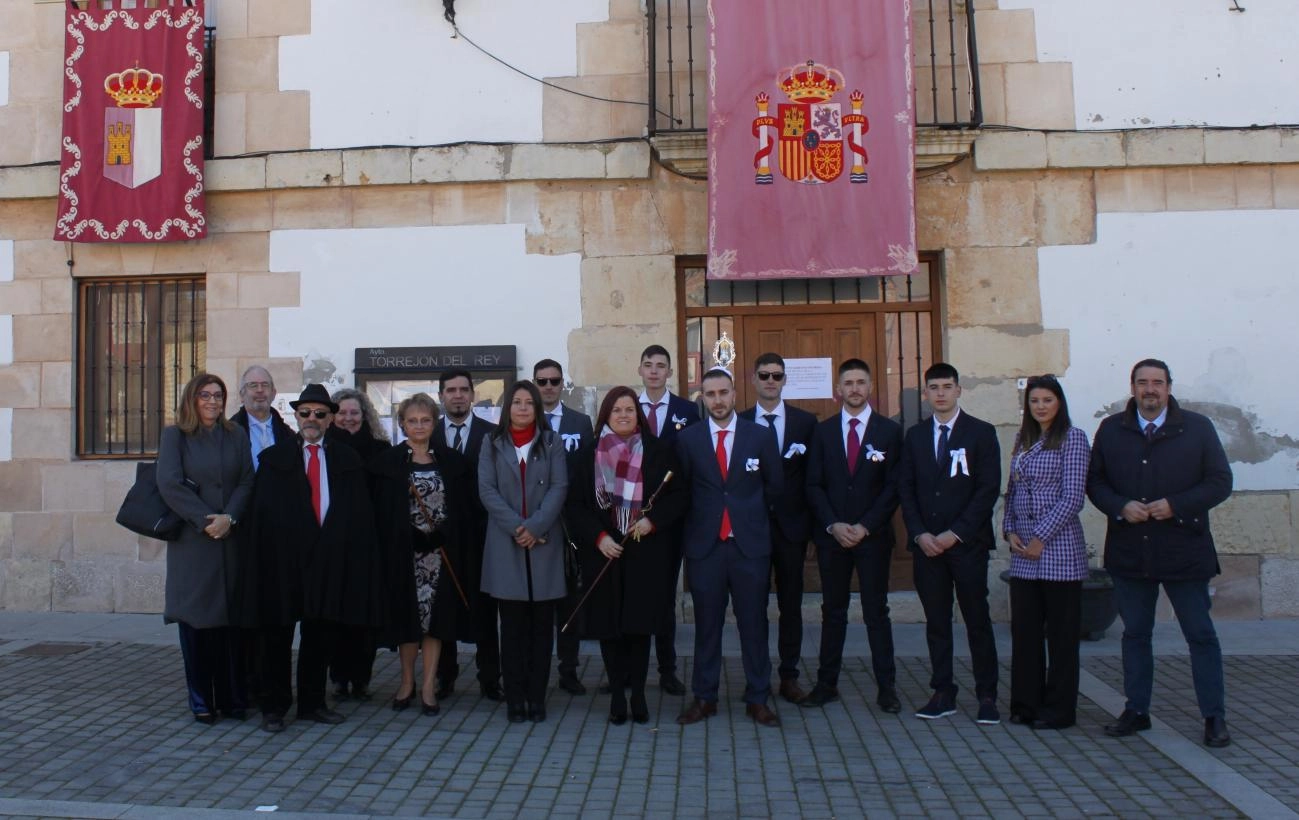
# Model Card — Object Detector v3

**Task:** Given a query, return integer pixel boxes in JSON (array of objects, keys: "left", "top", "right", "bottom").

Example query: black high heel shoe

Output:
[
  {"left": 392, "top": 682, "right": 415, "bottom": 712},
  {"left": 421, "top": 698, "right": 441, "bottom": 716}
]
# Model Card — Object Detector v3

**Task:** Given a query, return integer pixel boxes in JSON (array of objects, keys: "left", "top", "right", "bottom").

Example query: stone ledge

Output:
[{"left": 976, "top": 126, "right": 1299, "bottom": 172}]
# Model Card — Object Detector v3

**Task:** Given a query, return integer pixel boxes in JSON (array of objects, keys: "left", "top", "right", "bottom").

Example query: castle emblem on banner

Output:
[
  {"left": 103, "top": 66, "right": 163, "bottom": 190},
  {"left": 752, "top": 60, "right": 868, "bottom": 185}
]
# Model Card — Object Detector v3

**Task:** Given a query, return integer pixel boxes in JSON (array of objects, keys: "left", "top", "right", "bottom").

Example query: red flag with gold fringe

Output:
[
  {"left": 707, "top": 0, "right": 915, "bottom": 279},
  {"left": 54, "top": 0, "right": 207, "bottom": 242}
]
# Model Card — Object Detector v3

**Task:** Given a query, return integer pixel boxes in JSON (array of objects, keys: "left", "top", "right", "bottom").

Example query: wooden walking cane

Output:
[
  {"left": 408, "top": 478, "right": 471, "bottom": 610},
  {"left": 561, "top": 470, "right": 674, "bottom": 634}
]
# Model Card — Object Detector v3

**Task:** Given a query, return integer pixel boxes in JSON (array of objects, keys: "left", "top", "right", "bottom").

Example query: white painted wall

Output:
[
  {"left": 280, "top": 0, "right": 609, "bottom": 148},
  {"left": 0, "top": 51, "right": 9, "bottom": 107},
  {"left": 268, "top": 225, "right": 582, "bottom": 387},
  {"left": 1039, "top": 210, "right": 1299, "bottom": 491},
  {"left": 999, "top": 1, "right": 1299, "bottom": 128}
]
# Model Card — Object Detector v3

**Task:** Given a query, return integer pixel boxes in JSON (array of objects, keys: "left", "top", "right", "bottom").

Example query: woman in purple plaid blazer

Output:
[{"left": 1003, "top": 375, "right": 1091, "bottom": 730}]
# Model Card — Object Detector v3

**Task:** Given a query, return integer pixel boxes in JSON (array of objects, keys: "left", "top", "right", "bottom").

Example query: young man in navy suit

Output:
[
  {"left": 803, "top": 359, "right": 904, "bottom": 713},
  {"left": 738, "top": 352, "right": 817, "bottom": 704},
  {"left": 637, "top": 344, "right": 700, "bottom": 696},
  {"left": 534, "top": 358, "right": 594, "bottom": 696},
  {"left": 675, "top": 368, "right": 783, "bottom": 727},
  {"left": 898, "top": 363, "right": 1002, "bottom": 725}
]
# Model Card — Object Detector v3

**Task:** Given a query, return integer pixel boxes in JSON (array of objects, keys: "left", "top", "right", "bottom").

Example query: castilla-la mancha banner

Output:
[
  {"left": 707, "top": 0, "right": 915, "bottom": 280},
  {"left": 54, "top": 0, "right": 207, "bottom": 243}
]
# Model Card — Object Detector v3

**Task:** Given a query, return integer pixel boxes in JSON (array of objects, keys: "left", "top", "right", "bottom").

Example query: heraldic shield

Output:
[
  {"left": 103, "top": 67, "right": 163, "bottom": 190},
  {"left": 778, "top": 101, "right": 843, "bottom": 184}
]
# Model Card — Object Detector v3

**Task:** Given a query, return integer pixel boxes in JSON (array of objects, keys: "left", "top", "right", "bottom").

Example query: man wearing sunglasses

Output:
[
  {"left": 249, "top": 383, "right": 380, "bottom": 733},
  {"left": 738, "top": 352, "right": 817, "bottom": 704},
  {"left": 533, "top": 358, "right": 595, "bottom": 696}
]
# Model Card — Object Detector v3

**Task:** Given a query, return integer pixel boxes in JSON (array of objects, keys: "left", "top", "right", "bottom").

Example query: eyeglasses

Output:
[
  {"left": 297, "top": 409, "right": 330, "bottom": 420},
  {"left": 535, "top": 377, "right": 563, "bottom": 387},
  {"left": 197, "top": 391, "right": 225, "bottom": 402},
  {"left": 756, "top": 372, "right": 785, "bottom": 382},
  {"left": 242, "top": 381, "right": 272, "bottom": 392}
]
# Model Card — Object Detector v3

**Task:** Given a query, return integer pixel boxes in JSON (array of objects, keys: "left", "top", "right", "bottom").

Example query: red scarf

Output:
[{"left": 510, "top": 425, "right": 536, "bottom": 514}]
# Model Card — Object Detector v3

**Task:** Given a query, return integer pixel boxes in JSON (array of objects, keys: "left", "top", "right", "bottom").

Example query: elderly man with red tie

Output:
[{"left": 249, "top": 383, "right": 381, "bottom": 733}]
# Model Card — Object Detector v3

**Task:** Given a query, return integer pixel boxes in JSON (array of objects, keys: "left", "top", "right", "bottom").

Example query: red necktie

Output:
[
  {"left": 847, "top": 418, "right": 861, "bottom": 471},
  {"left": 306, "top": 444, "right": 322, "bottom": 524},
  {"left": 716, "top": 430, "right": 731, "bottom": 539},
  {"left": 646, "top": 401, "right": 664, "bottom": 436}
]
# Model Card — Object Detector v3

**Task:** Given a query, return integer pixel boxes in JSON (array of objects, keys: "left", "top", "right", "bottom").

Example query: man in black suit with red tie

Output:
[
  {"left": 738, "top": 352, "right": 817, "bottom": 704},
  {"left": 802, "top": 359, "right": 903, "bottom": 713},
  {"left": 637, "top": 344, "right": 700, "bottom": 696},
  {"left": 898, "top": 362, "right": 1002, "bottom": 725}
]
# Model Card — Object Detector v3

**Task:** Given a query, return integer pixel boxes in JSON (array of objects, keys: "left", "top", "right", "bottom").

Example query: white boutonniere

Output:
[
  {"left": 949, "top": 447, "right": 969, "bottom": 477},
  {"left": 561, "top": 433, "right": 582, "bottom": 452},
  {"left": 783, "top": 443, "right": 806, "bottom": 459},
  {"left": 671, "top": 414, "right": 688, "bottom": 430},
  {"left": 864, "top": 443, "right": 886, "bottom": 462},
  {"left": 745, "top": 458, "right": 760, "bottom": 472}
]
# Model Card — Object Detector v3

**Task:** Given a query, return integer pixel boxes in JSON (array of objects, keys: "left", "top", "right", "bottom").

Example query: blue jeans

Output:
[{"left": 1111, "top": 575, "right": 1225, "bottom": 718}]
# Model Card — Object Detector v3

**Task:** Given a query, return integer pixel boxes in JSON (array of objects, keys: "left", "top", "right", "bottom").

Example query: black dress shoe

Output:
[
  {"left": 506, "top": 703, "right": 527, "bottom": 723},
  {"left": 301, "top": 707, "right": 345, "bottom": 725},
  {"left": 481, "top": 682, "right": 504, "bottom": 702},
  {"left": 1204, "top": 716, "right": 1231, "bottom": 748},
  {"left": 529, "top": 706, "right": 546, "bottom": 723},
  {"left": 260, "top": 714, "right": 286, "bottom": 733},
  {"left": 558, "top": 675, "right": 587, "bottom": 695},
  {"left": 631, "top": 692, "right": 649, "bottom": 724},
  {"left": 659, "top": 672, "right": 686, "bottom": 696},
  {"left": 193, "top": 712, "right": 217, "bottom": 725},
  {"left": 1008, "top": 712, "right": 1035, "bottom": 725},
  {"left": 609, "top": 710, "right": 628, "bottom": 726},
  {"left": 876, "top": 688, "right": 902, "bottom": 714},
  {"left": 800, "top": 684, "right": 840, "bottom": 708},
  {"left": 1104, "top": 709, "right": 1151, "bottom": 737},
  {"left": 1032, "top": 718, "right": 1073, "bottom": 731},
  {"left": 435, "top": 679, "right": 455, "bottom": 700}
]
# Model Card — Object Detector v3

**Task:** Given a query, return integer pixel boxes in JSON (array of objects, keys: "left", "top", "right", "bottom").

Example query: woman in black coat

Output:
[{"left": 565, "top": 386, "right": 686, "bottom": 724}]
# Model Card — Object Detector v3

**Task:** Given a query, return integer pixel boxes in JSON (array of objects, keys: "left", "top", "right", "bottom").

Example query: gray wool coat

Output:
[
  {"left": 156, "top": 423, "right": 255, "bottom": 629},
  {"left": 477, "top": 428, "right": 569, "bottom": 602}
]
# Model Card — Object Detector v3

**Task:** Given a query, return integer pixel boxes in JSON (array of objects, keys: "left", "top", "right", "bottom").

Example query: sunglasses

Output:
[
  {"left": 1026, "top": 374, "right": 1059, "bottom": 389},
  {"left": 756, "top": 372, "right": 785, "bottom": 382},
  {"left": 296, "top": 409, "right": 330, "bottom": 420},
  {"left": 197, "top": 391, "right": 225, "bottom": 402},
  {"left": 535, "top": 377, "right": 563, "bottom": 387}
]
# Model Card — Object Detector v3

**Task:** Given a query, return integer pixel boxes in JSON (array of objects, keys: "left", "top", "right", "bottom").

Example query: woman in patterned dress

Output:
[{"left": 1003, "top": 375, "right": 1091, "bottom": 730}]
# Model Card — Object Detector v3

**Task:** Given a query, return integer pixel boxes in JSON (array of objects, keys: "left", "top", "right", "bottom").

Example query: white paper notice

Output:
[{"left": 782, "top": 358, "right": 834, "bottom": 400}]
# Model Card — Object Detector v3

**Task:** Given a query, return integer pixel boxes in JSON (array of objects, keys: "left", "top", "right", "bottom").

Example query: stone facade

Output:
[{"left": 1, "top": 0, "right": 1296, "bottom": 619}]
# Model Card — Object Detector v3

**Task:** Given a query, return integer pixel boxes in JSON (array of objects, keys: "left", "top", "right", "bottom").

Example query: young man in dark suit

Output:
[
  {"left": 637, "top": 344, "right": 700, "bottom": 695},
  {"left": 675, "top": 368, "right": 783, "bottom": 727},
  {"left": 738, "top": 352, "right": 817, "bottom": 704},
  {"left": 431, "top": 369, "right": 501, "bottom": 701},
  {"left": 534, "top": 358, "right": 594, "bottom": 695},
  {"left": 803, "top": 359, "right": 904, "bottom": 713},
  {"left": 898, "top": 362, "right": 1002, "bottom": 725}
]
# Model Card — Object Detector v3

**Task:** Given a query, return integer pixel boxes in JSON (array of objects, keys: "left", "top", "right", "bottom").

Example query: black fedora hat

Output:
[{"left": 290, "top": 383, "right": 339, "bottom": 413}]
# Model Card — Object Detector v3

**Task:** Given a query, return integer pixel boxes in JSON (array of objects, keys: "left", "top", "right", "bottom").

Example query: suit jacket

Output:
[
  {"left": 805, "top": 409, "right": 903, "bottom": 551},
  {"left": 739, "top": 403, "right": 817, "bottom": 543},
  {"left": 432, "top": 414, "right": 497, "bottom": 598},
  {"left": 898, "top": 410, "right": 1002, "bottom": 550},
  {"left": 647, "top": 392, "right": 700, "bottom": 445},
  {"left": 675, "top": 416, "right": 783, "bottom": 561},
  {"left": 552, "top": 403, "right": 595, "bottom": 472}
]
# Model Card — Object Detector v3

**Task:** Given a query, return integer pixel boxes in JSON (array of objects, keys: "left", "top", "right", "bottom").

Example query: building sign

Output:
[
  {"left": 353, "top": 345, "right": 516, "bottom": 374},
  {"left": 782, "top": 357, "right": 835, "bottom": 400}
]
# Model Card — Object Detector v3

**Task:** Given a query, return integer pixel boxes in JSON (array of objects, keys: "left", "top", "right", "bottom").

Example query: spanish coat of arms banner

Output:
[
  {"left": 54, "top": 0, "right": 207, "bottom": 242},
  {"left": 707, "top": 0, "right": 916, "bottom": 279}
]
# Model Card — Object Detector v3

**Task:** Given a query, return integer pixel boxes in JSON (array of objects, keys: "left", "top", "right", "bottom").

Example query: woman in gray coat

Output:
[
  {"left": 478, "top": 380, "right": 568, "bottom": 723},
  {"left": 156, "top": 373, "right": 255, "bottom": 724}
]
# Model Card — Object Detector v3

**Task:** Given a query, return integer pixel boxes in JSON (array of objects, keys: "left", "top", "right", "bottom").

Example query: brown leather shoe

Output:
[
  {"left": 778, "top": 680, "right": 807, "bottom": 704},
  {"left": 745, "top": 702, "right": 781, "bottom": 727},
  {"left": 676, "top": 698, "right": 718, "bottom": 725}
]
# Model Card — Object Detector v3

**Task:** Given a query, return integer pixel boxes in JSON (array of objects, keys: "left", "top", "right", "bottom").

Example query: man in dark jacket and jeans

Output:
[{"left": 1087, "top": 359, "right": 1233, "bottom": 748}]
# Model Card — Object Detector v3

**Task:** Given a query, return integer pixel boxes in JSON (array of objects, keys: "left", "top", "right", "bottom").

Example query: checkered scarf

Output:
[{"left": 594, "top": 426, "right": 644, "bottom": 535}]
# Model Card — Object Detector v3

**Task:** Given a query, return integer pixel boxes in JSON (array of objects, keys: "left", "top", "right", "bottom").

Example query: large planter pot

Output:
[{"left": 1000, "top": 568, "right": 1117, "bottom": 641}]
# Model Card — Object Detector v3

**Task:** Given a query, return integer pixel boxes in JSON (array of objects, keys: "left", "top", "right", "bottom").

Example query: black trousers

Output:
[
  {"left": 437, "top": 591, "right": 501, "bottom": 688},
  {"left": 770, "top": 528, "right": 808, "bottom": 682},
  {"left": 1010, "top": 578, "right": 1082, "bottom": 725},
  {"left": 239, "top": 627, "right": 264, "bottom": 708},
  {"left": 654, "top": 542, "right": 682, "bottom": 675},
  {"left": 815, "top": 540, "right": 896, "bottom": 689},
  {"left": 912, "top": 544, "right": 998, "bottom": 700},
  {"left": 554, "top": 584, "right": 581, "bottom": 680},
  {"left": 497, "top": 599, "right": 555, "bottom": 708},
  {"left": 177, "top": 623, "right": 245, "bottom": 716},
  {"left": 262, "top": 620, "right": 339, "bottom": 717},
  {"left": 600, "top": 635, "right": 651, "bottom": 710},
  {"left": 328, "top": 625, "right": 376, "bottom": 692}
]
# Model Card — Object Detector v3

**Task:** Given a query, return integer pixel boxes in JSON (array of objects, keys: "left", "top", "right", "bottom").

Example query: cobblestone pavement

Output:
[{"left": 5, "top": 617, "right": 1298, "bottom": 819}]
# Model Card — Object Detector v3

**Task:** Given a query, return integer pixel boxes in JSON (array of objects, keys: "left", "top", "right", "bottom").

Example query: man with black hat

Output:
[{"left": 250, "top": 384, "right": 381, "bottom": 733}]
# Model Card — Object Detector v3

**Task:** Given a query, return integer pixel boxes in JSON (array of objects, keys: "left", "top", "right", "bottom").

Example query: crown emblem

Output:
[
  {"left": 776, "top": 60, "right": 845, "bottom": 104},
  {"left": 104, "top": 67, "right": 164, "bottom": 108}
]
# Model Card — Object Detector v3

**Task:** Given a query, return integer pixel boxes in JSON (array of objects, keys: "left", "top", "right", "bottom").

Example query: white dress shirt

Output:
[
  {"left": 248, "top": 414, "right": 274, "bottom": 469},
  {"left": 840, "top": 404, "right": 873, "bottom": 454},
  {"left": 754, "top": 401, "right": 786, "bottom": 452},
  {"left": 637, "top": 390, "right": 674, "bottom": 434},
  {"left": 932, "top": 408, "right": 962, "bottom": 457},
  {"left": 707, "top": 415, "right": 738, "bottom": 471},
  {"left": 1139, "top": 406, "right": 1168, "bottom": 433},
  {"left": 444, "top": 414, "right": 475, "bottom": 452}
]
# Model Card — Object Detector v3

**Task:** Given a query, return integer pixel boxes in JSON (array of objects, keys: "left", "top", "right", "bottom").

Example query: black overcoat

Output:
[
  {"left": 564, "top": 436, "right": 687, "bottom": 639},
  {"left": 249, "top": 438, "right": 382, "bottom": 628}
]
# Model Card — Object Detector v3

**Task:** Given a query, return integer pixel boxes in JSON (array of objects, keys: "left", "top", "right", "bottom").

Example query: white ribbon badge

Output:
[
  {"left": 784, "top": 443, "right": 806, "bottom": 459},
  {"left": 864, "top": 443, "right": 886, "bottom": 462},
  {"left": 949, "top": 447, "right": 969, "bottom": 477},
  {"left": 745, "top": 457, "right": 760, "bottom": 472},
  {"left": 671, "top": 414, "right": 689, "bottom": 430},
  {"left": 561, "top": 433, "right": 582, "bottom": 452}
]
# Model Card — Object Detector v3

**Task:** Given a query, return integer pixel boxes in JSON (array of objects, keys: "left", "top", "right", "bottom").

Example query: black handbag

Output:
[{"left": 115, "top": 462, "right": 186, "bottom": 541}]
